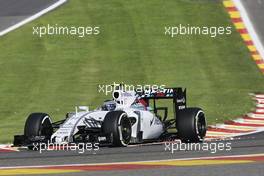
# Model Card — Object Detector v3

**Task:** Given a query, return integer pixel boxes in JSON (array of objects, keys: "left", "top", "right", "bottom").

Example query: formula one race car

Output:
[{"left": 14, "top": 86, "right": 207, "bottom": 148}]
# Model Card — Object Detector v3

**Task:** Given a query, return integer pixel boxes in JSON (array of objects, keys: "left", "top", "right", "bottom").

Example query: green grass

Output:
[{"left": 0, "top": 0, "right": 263, "bottom": 143}]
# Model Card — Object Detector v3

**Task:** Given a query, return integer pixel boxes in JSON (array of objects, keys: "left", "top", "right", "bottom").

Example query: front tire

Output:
[
  {"left": 24, "top": 113, "right": 53, "bottom": 149},
  {"left": 176, "top": 108, "right": 207, "bottom": 143},
  {"left": 102, "top": 111, "right": 131, "bottom": 147}
]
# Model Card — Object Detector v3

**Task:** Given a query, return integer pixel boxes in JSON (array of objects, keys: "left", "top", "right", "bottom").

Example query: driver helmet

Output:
[{"left": 102, "top": 100, "right": 116, "bottom": 111}]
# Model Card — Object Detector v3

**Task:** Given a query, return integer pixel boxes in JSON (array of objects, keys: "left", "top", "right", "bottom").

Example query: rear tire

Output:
[
  {"left": 176, "top": 108, "right": 207, "bottom": 143},
  {"left": 102, "top": 111, "right": 131, "bottom": 147},
  {"left": 24, "top": 113, "right": 53, "bottom": 149}
]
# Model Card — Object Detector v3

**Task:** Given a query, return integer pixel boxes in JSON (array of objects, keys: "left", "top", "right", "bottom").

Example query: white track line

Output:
[
  {"left": 233, "top": 0, "right": 264, "bottom": 60},
  {"left": 255, "top": 109, "right": 264, "bottom": 113},
  {"left": 256, "top": 104, "right": 264, "bottom": 108},
  {"left": 243, "top": 120, "right": 264, "bottom": 124},
  {"left": 207, "top": 129, "right": 264, "bottom": 139},
  {"left": 214, "top": 124, "right": 255, "bottom": 131},
  {"left": 206, "top": 131, "right": 239, "bottom": 136},
  {"left": 247, "top": 113, "right": 264, "bottom": 118},
  {"left": 0, "top": 0, "right": 67, "bottom": 36},
  {"left": 234, "top": 118, "right": 264, "bottom": 125},
  {"left": 255, "top": 95, "right": 264, "bottom": 98}
]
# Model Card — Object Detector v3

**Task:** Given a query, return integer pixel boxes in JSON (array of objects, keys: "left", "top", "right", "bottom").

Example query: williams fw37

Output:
[{"left": 14, "top": 87, "right": 207, "bottom": 149}]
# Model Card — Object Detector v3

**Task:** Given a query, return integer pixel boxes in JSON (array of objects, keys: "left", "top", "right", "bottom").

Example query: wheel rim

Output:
[
  {"left": 40, "top": 117, "right": 53, "bottom": 137},
  {"left": 120, "top": 115, "right": 131, "bottom": 144},
  {"left": 196, "top": 112, "right": 206, "bottom": 139}
]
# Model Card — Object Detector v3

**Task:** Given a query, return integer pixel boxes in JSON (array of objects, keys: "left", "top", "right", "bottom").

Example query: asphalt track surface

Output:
[
  {"left": 0, "top": 132, "right": 264, "bottom": 176},
  {"left": 241, "top": 0, "right": 264, "bottom": 46},
  {"left": 0, "top": 0, "right": 59, "bottom": 32}
]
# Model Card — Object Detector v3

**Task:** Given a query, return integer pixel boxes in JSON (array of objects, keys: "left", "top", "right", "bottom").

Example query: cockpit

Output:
[
  {"left": 101, "top": 89, "right": 149, "bottom": 111},
  {"left": 101, "top": 100, "right": 117, "bottom": 111}
]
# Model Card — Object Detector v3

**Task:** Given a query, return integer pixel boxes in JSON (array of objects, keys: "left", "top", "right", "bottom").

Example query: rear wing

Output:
[{"left": 138, "top": 87, "right": 187, "bottom": 118}]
